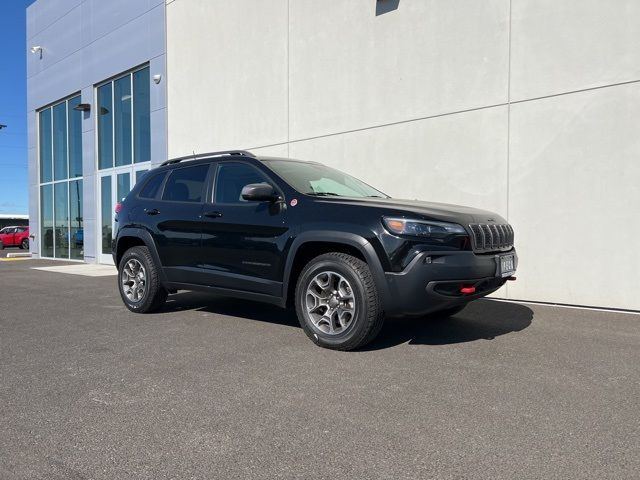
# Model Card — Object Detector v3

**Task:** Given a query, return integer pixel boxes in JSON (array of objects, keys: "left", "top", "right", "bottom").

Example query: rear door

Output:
[
  {"left": 200, "top": 161, "right": 289, "bottom": 296},
  {"left": 151, "top": 163, "right": 212, "bottom": 283},
  {"left": 15, "top": 227, "right": 28, "bottom": 246}
]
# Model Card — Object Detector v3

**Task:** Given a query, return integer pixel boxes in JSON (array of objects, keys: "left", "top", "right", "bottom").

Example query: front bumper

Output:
[{"left": 382, "top": 249, "right": 517, "bottom": 316}]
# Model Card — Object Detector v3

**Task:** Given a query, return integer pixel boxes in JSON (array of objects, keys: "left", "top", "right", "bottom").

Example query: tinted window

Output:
[
  {"left": 215, "top": 163, "right": 270, "bottom": 204},
  {"left": 16, "top": 227, "right": 27, "bottom": 233},
  {"left": 162, "top": 165, "right": 208, "bottom": 203},
  {"left": 139, "top": 172, "right": 165, "bottom": 199}
]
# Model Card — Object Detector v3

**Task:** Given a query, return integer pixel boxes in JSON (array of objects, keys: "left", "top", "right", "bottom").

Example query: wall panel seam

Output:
[
  {"left": 27, "top": 2, "right": 80, "bottom": 41},
  {"left": 27, "top": 3, "right": 164, "bottom": 81}
]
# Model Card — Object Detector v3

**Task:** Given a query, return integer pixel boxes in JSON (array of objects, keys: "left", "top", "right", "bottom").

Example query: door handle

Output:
[
  {"left": 204, "top": 211, "right": 223, "bottom": 218},
  {"left": 144, "top": 208, "right": 160, "bottom": 216}
]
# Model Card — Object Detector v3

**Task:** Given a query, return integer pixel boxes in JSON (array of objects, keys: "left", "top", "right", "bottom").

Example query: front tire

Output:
[
  {"left": 295, "top": 252, "right": 384, "bottom": 351},
  {"left": 118, "top": 246, "right": 167, "bottom": 313}
]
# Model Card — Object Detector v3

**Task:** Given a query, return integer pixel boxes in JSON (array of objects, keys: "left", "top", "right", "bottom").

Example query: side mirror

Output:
[{"left": 241, "top": 183, "right": 278, "bottom": 202}]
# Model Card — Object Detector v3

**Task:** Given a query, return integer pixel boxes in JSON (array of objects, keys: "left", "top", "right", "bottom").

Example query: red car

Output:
[{"left": 0, "top": 226, "right": 29, "bottom": 250}]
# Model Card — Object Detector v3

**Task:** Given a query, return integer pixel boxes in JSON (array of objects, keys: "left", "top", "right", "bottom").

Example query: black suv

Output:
[{"left": 114, "top": 150, "right": 517, "bottom": 350}]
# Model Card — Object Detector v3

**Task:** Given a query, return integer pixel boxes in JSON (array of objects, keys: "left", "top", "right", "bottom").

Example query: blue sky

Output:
[{"left": 0, "top": 1, "right": 35, "bottom": 215}]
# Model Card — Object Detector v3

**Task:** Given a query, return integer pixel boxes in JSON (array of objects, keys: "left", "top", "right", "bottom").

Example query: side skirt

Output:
[{"left": 164, "top": 281, "right": 287, "bottom": 308}]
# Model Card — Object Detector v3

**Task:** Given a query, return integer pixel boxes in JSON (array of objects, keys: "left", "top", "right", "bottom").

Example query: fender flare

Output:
[
  {"left": 115, "top": 227, "right": 168, "bottom": 284},
  {"left": 281, "top": 231, "right": 391, "bottom": 309}
]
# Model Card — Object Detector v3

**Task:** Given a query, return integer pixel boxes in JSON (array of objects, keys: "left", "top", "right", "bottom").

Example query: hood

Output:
[{"left": 319, "top": 197, "right": 507, "bottom": 225}]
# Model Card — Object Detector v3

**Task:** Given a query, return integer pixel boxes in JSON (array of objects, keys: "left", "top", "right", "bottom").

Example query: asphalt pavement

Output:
[{"left": 1, "top": 258, "right": 638, "bottom": 479}]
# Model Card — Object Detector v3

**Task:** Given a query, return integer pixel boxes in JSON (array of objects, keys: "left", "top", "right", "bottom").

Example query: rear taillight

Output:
[{"left": 115, "top": 202, "right": 123, "bottom": 214}]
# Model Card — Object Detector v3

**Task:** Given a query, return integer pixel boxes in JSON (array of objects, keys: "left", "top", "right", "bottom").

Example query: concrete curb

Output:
[{"left": 6, "top": 253, "right": 32, "bottom": 258}]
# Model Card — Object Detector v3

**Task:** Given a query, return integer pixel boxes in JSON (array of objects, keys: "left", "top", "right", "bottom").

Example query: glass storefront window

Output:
[
  {"left": 101, "top": 176, "right": 112, "bottom": 255},
  {"left": 68, "top": 96, "right": 83, "bottom": 178},
  {"left": 98, "top": 65, "right": 150, "bottom": 170},
  {"left": 133, "top": 67, "right": 150, "bottom": 163},
  {"left": 117, "top": 172, "right": 131, "bottom": 203},
  {"left": 54, "top": 182, "right": 69, "bottom": 258},
  {"left": 69, "top": 180, "right": 83, "bottom": 260},
  {"left": 114, "top": 76, "right": 132, "bottom": 167},
  {"left": 39, "top": 109, "right": 52, "bottom": 183},
  {"left": 40, "top": 185, "right": 53, "bottom": 257},
  {"left": 98, "top": 83, "right": 113, "bottom": 170},
  {"left": 52, "top": 102, "right": 68, "bottom": 181},
  {"left": 38, "top": 94, "right": 83, "bottom": 260}
]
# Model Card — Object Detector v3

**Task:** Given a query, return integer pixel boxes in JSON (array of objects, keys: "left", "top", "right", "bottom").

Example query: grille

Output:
[{"left": 469, "top": 223, "right": 514, "bottom": 252}]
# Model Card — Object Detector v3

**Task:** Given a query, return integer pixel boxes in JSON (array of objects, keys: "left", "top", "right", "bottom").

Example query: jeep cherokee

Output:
[{"left": 113, "top": 150, "right": 517, "bottom": 350}]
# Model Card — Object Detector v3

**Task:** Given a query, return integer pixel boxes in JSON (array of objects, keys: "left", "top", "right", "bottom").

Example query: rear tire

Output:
[
  {"left": 20, "top": 238, "right": 28, "bottom": 250},
  {"left": 295, "top": 252, "right": 384, "bottom": 351},
  {"left": 118, "top": 246, "right": 167, "bottom": 313}
]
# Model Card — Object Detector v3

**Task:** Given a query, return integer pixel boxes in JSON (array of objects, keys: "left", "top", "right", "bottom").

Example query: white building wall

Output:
[{"left": 167, "top": 0, "right": 640, "bottom": 311}]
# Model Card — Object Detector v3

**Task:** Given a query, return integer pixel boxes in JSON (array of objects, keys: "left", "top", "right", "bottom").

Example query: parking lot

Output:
[{"left": 1, "top": 256, "right": 638, "bottom": 480}]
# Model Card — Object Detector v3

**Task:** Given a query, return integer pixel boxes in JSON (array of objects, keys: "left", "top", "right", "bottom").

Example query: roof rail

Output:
[{"left": 160, "top": 150, "right": 256, "bottom": 166}]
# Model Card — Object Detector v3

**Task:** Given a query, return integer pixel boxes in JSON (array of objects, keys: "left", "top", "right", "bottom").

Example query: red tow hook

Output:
[{"left": 460, "top": 286, "right": 476, "bottom": 295}]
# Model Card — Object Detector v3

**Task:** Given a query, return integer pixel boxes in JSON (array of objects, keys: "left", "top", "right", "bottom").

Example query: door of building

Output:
[{"left": 97, "top": 164, "right": 150, "bottom": 264}]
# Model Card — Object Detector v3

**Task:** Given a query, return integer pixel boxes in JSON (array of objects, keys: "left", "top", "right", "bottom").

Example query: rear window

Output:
[
  {"left": 139, "top": 172, "right": 165, "bottom": 199},
  {"left": 162, "top": 164, "right": 209, "bottom": 203}
]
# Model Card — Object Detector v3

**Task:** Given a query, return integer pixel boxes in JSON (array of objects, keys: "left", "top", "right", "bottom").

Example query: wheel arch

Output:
[
  {"left": 115, "top": 228, "right": 167, "bottom": 284},
  {"left": 282, "top": 231, "right": 390, "bottom": 309}
]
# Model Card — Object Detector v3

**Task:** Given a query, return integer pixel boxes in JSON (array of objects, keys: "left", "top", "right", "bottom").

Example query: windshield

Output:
[{"left": 263, "top": 160, "right": 388, "bottom": 198}]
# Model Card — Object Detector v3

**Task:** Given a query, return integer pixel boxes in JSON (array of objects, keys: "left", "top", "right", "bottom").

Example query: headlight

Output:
[{"left": 382, "top": 217, "right": 466, "bottom": 238}]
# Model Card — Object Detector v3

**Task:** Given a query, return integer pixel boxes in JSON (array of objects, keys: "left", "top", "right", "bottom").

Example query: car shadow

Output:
[
  {"left": 159, "top": 293, "right": 533, "bottom": 349},
  {"left": 362, "top": 299, "right": 533, "bottom": 351}
]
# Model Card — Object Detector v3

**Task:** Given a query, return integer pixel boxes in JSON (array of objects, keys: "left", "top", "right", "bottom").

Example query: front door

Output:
[
  {"left": 97, "top": 164, "right": 149, "bottom": 264},
  {"left": 200, "top": 161, "right": 289, "bottom": 296}
]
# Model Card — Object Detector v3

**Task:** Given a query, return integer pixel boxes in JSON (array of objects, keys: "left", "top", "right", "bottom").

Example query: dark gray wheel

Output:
[
  {"left": 118, "top": 246, "right": 167, "bottom": 313},
  {"left": 0, "top": 241, "right": 3, "bottom": 250},
  {"left": 295, "top": 252, "right": 384, "bottom": 351},
  {"left": 20, "top": 238, "right": 29, "bottom": 250}
]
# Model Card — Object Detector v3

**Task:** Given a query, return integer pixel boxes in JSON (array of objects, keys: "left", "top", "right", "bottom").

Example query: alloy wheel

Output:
[
  {"left": 121, "top": 259, "right": 147, "bottom": 302},
  {"left": 304, "top": 271, "right": 356, "bottom": 335}
]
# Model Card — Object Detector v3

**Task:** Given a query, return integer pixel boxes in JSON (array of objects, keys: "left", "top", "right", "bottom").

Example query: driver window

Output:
[{"left": 215, "top": 163, "right": 270, "bottom": 204}]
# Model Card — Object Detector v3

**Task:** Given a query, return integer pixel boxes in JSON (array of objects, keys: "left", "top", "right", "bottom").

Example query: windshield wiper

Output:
[{"left": 306, "top": 192, "right": 340, "bottom": 196}]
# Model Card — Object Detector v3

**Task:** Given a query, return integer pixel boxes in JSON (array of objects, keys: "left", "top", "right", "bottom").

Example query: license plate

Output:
[{"left": 498, "top": 254, "right": 515, "bottom": 277}]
